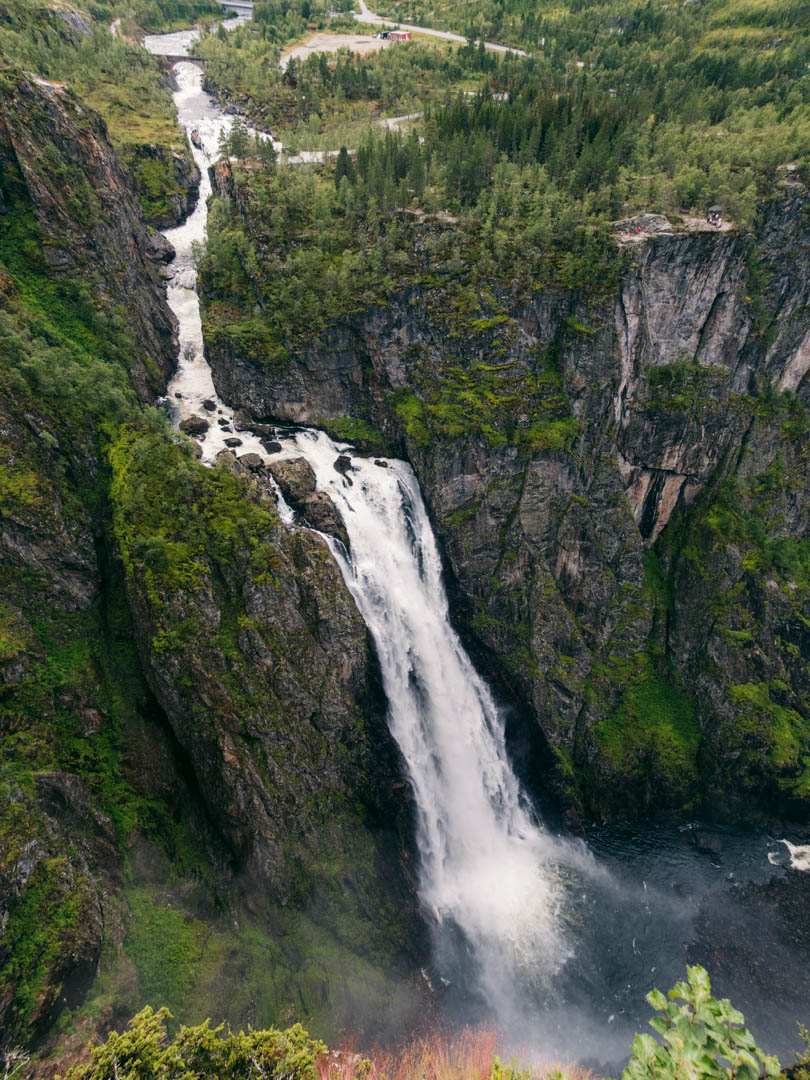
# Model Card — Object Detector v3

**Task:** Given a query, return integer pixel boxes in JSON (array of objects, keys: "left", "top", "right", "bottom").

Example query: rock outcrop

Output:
[
  {"left": 121, "top": 139, "right": 201, "bottom": 229},
  {"left": 269, "top": 457, "right": 350, "bottom": 547},
  {"left": 202, "top": 192, "right": 810, "bottom": 825},
  {"left": 0, "top": 70, "right": 423, "bottom": 1055},
  {"left": 0, "top": 70, "right": 178, "bottom": 400}
]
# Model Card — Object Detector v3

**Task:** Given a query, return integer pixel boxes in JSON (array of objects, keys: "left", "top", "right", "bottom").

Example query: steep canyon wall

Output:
[{"left": 202, "top": 177, "right": 810, "bottom": 826}]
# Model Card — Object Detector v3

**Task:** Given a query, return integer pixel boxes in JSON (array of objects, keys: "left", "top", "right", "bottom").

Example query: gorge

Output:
[
  {"left": 2, "top": 0, "right": 810, "bottom": 1072},
  {"left": 147, "top": 38, "right": 810, "bottom": 1060}
]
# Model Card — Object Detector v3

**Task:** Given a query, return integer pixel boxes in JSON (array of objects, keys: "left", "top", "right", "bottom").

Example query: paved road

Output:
[
  {"left": 353, "top": 0, "right": 527, "bottom": 55},
  {"left": 216, "top": 0, "right": 527, "bottom": 55}
]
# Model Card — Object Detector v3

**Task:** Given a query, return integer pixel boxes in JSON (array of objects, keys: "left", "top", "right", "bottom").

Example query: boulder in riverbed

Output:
[
  {"left": 179, "top": 415, "right": 209, "bottom": 436},
  {"left": 216, "top": 449, "right": 245, "bottom": 476},
  {"left": 224, "top": 437, "right": 242, "bottom": 448},
  {"left": 202, "top": 399, "right": 217, "bottom": 412},
  {"left": 239, "top": 453, "right": 264, "bottom": 471},
  {"left": 334, "top": 454, "right": 354, "bottom": 485},
  {"left": 268, "top": 457, "right": 316, "bottom": 504}
]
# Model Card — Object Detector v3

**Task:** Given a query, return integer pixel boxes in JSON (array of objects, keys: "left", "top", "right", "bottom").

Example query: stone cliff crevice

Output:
[{"left": 200, "top": 176, "right": 810, "bottom": 825}]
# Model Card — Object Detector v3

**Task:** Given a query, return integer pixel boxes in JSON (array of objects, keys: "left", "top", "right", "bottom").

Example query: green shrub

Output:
[
  {"left": 621, "top": 965, "right": 780, "bottom": 1080},
  {"left": 59, "top": 1006, "right": 325, "bottom": 1080}
]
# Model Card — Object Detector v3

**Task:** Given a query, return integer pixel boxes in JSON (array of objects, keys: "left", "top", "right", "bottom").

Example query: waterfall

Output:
[
  {"left": 144, "top": 49, "right": 576, "bottom": 1023},
  {"left": 278, "top": 430, "right": 574, "bottom": 1018}
]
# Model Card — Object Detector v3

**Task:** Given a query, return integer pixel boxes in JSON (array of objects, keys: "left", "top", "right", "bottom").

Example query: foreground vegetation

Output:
[{"left": 17, "top": 967, "right": 790, "bottom": 1080}]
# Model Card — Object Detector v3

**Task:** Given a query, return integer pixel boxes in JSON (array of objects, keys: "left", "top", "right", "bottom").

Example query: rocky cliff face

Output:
[
  {"left": 0, "top": 68, "right": 177, "bottom": 399},
  {"left": 202, "top": 179, "right": 810, "bottom": 825},
  {"left": 0, "top": 73, "right": 423, "bottom": 1059},
  {"left": 120, "top": 137, "right": 201, "bottom": 230}
]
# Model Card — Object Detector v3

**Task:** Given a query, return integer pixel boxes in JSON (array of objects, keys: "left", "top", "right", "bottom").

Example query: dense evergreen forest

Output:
[
  {"left": 197, "top": 0, "right": 810, "bottom": 362},
  {"left": 3, "top": 0, "right": 810, "bottom": 1070}
]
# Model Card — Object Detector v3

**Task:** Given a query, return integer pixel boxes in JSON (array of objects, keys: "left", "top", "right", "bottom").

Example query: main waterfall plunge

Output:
[
  {"left": 144, "top": 36, "right": 806, "bottom": 1062},
  {"left": 278, "top": 430, "right": 577, "bottom": 1021},
  {"left": 150, "top": 48, "right": 587, "bottom": 1033}
]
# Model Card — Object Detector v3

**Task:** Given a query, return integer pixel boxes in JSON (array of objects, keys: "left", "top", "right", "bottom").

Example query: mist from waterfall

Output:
[{"left": 142, "top": 37, "right": 805, "bottom": 1062}]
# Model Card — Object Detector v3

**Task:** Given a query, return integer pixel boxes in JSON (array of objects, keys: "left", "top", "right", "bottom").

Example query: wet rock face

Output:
[
  {"left": 203, "top": 195, "right": 810, "bottom": 824},
  {"left": 269, "top": 457, "right": 350, "bottom": 548}
]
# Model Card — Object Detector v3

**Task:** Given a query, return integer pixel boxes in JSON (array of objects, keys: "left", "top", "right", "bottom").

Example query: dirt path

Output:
[{"left": 280, "top": 30, "right": 389, "bottom": 67}]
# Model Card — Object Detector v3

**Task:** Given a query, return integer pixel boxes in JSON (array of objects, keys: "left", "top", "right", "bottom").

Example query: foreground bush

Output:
[
  {"left": 622, "top": 966, "right": 780, "bottom": 1080},
  {"left": 58, "top": 967, "right": 782, "bottom": 1080},
  {"left": 59, "top": 1009, "right": 325, "bottom": 1080}
]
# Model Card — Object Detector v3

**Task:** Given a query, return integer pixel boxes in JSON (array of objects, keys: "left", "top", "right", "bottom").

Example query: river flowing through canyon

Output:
[{"left": 144, "top": 31, "right": 809, "bottom": 1062}]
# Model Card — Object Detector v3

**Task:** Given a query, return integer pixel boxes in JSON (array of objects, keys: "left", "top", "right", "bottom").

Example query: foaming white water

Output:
[
  {"left": 143, "top": 57, "right": 280, "bottom": 464},
  {"left": 279, "top": 429, "right": 580, "bottom": 1015},
  {"left": 779, "top": 840, "right": 810, "bottom": 871},
  {"left": 140, "top": 33, "right": 581, "bottom": 1017}
]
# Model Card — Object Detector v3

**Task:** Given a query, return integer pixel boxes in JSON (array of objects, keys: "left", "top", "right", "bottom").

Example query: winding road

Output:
[
  {"left": 352, "top": 0, "right": 527, "bottom": 55},
  {"left": 217, "top": 0, "right": 527, "bottom": 56}
]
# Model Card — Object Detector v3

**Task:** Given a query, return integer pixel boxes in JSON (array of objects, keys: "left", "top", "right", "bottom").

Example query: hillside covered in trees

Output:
[{"left": 2, "top": 0, "right": 810, "bottom": 1072}]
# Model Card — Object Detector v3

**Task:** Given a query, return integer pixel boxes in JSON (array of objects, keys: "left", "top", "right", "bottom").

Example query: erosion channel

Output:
[{"left": 146, "top": 29, "right": 809, "bottom": 1065}]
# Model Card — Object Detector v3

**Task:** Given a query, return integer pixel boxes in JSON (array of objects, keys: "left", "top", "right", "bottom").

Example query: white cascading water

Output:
[
  {"left": 279, "top": 430, "right": 574, "bottom": 1015},
  {"left": 141, "top": 42, "right": 574, "bottom": 1019}
]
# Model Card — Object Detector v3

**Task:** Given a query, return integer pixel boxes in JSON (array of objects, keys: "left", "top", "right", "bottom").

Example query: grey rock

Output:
[
  {"left": 145, "top": 229, "right": 175, "bottom": 263},
  {"left": 268, "top": 457, "right": 317, "bottom": 502},
  {"left": 301, "top": 491, "right": 350, "bottom": 548},
  {"left": 179, "top": 415, "right": 209, "bottom": 435}
]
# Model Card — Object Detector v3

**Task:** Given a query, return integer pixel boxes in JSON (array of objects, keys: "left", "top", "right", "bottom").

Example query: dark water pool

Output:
[{"left": 440, "top": 821, "right": 809, "bottom": 1068}]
